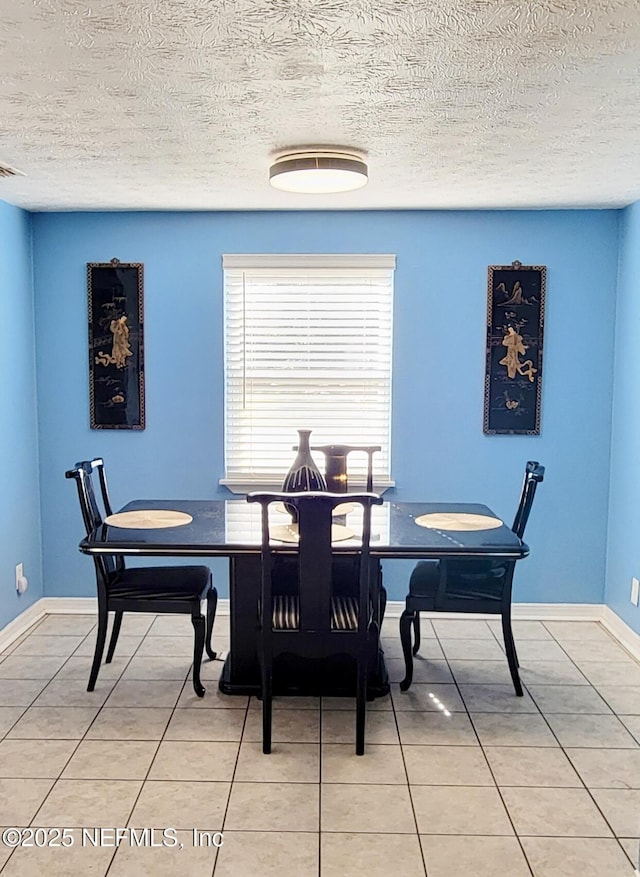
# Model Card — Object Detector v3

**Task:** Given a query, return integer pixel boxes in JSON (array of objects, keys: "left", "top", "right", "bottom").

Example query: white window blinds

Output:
[{"left": 222, "top": 254, "right": 395, "bottom": 493}]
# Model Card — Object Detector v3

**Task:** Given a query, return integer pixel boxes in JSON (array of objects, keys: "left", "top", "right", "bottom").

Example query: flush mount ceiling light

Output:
[{"left": 269, "top": 149, "right": 368, "bottom": 194}]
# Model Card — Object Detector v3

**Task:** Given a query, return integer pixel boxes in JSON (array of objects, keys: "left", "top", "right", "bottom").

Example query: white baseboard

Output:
[
  {"left": 1, "top": 598, "right": 639, "bottom": 663},
  {"left": 383, "top": 601, "right": 603, "bottom": 620},
  {"left": 383, "top": 600, "right": 640, "bottom": 663},
  {"left": 36, "top": 597, "right": 233, "bottom": 617},
  {"left": 513, "top": 603, "right": 604, "bottom": 620},
  {"left": 0, "top": 597, "right": 232, "bottom": 655},
  {"left": 601, "top": 606, "right": 640, "bottom": 662},
  {"left": 39, "top": 597, "right": 97, "bottom": 615},
  {"left": 0, "top": 601, "right": 48, "bottom": 654}
]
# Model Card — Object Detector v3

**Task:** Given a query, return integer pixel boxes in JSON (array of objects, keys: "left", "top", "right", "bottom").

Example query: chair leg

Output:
[
  {"left": 502, "top": 610, "right": 523, "bottom": 696},
  {"left": 367, "top": 622, "right": 380, "bottom": 702},
  {"left": 105, "top": 611, "right": 123, "bottom": 663},
  {"left": 88, "top": 606, "right": 108, "bottom": 692},
  {"left": 379, "top": 584, "right": 387, "bottom": 625},
  {"left": 191, "top": 613, "right": 206, "bottom": 698},
  {"left": 356, "top": 649, "right": 368, "bottom": 756},
  {"left": 412, "top": 612, "right": 421, "bottom": 656},
  {"left": 262, "top": 664, "right": 273, "bottom": 755},
  {"left": 205, "top": 587, "right": 217, "bottom": 660},
  {"left": 399, "top": 609, "right": 415, "bottom": 692}
]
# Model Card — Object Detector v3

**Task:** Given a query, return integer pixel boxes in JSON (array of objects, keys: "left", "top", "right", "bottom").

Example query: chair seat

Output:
[
  {"left": 271, "top": 594, "right": 365, "bottom": 631},
  {"left": 408, "top": 559, "right": 506, "bottom": 606},
  {"left": 109, "top": 565, "right": 211, "bottom": 602}
]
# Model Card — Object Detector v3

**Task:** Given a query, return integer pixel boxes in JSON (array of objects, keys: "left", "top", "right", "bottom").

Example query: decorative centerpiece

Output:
[{"left": 282, "top": 429, "right": 327, "bottom": 493}]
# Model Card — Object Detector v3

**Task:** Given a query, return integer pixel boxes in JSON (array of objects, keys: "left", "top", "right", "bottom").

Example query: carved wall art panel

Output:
[
  {"left": 483, "top": 261, "right": 545, "bottom": 435},
  {"left": 88, "top": 259, "right": 145, "bottom": 430}
]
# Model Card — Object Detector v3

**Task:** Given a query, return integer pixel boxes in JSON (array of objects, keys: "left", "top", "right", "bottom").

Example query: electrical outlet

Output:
[
  {"left": 15, "top": 563, "right": 28, "bottom": 595},
  {"left": 632, "top": 577, "right": 640, "bottom": 606}
]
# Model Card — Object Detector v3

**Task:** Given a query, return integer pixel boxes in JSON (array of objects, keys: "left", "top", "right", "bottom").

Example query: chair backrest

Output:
[
  {"left": 308, "top": 445, "right": 381, "bottom": 492},
  {"left": 74, "top": 457, "right": 114, "bottom": 518},
  {"left": 65, "top": 460, "right": 124, "bottom": 581},
  {"left": 247, "top": 490, "right": 383, "bottom": 633},
  {"left": 511, "top": 460, "right": 545, "bottom": 539}
]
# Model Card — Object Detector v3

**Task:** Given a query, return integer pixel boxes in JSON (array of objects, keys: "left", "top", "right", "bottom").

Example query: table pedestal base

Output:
[
  {"left": 219, "top": 647, "right": 390, "bottom": 699},
  {"left": 219, "top": 554, "right": 389, "bottom": 700}
]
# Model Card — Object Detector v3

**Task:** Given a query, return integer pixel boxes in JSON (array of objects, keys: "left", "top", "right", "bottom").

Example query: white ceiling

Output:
[{"left": 1, "top": 0, "right": 640, "bottom": 212}]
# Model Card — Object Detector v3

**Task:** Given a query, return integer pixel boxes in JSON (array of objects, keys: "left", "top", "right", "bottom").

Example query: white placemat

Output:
[
  {"left": 269, "top": 523, "right": 355, "bottom": 543},
  {"left": 414, "top": 512, "right": 503, "bottom": 532},
  {"left": 104, "top": 510, "right": 193, "bottom": 529}
]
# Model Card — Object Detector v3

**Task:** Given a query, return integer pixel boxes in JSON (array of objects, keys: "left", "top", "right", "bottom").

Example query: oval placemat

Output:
[
  {"left": 269, "top": 523, "right": 355, "bottom": 543},
  {"left": 414, "top": 512, "right": 503, "bottom": 532},
  {"left": 104, "top": 510, "right": 193, "bottom": 529}
]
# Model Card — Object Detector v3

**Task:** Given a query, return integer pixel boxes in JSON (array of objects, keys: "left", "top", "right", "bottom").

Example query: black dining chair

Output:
[
  {"left": 399, "top": 461, "right": 545, "bottom": 696},
  {"left": 66, "top": 459, "right": 217, "bottom": 697},
  {"left": 247, "top": 490, "right": 383, "bottom": 755}
]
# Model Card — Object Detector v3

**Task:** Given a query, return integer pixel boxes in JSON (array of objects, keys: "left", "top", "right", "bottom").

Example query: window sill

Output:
[{"left": 219, "top": 478, "right": 395, "bottom": 496}]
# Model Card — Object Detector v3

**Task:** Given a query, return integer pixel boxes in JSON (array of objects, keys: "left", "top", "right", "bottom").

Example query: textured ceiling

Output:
[{"left": 1, "top": 0, "right": 640, "bottom": 211}]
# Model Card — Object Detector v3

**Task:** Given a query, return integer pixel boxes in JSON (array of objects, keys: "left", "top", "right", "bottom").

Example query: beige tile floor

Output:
[{"left": 0, "top": 613, "right": 638, "bottom": 876}]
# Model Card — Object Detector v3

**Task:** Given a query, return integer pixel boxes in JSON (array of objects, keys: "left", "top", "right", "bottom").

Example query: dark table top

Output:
[{"left": 79, "top": 499, "right": 529, "bottom": 561}]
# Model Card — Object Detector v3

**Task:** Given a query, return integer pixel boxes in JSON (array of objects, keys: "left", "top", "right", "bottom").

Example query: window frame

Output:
[{"left": 220, "top": 253, "right": 395, "bottom": 494}]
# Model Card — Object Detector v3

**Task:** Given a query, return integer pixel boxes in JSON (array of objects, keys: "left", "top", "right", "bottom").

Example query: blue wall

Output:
[
  {"left": 0, "top": 202, "right": 43, "bottom": 628},
  {"left": 606, "top": 201, "right": 640, "bottom": 633},
  {"left": 32, "top": 209, "right": 619, "bottom": 603}
]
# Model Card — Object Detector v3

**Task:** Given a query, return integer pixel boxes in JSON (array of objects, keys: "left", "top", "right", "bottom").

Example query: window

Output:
[{"left": 222, "top": 254, "right": 395, "bottom": 493}]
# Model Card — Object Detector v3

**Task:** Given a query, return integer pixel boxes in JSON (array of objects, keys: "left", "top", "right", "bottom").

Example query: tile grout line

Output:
[
  {"left": 2, "top": 614, "right": 640, "bottom": 875},
  {"left": 402, "top": 618, "right": 639, "bottom": 871},
  {"left": 388, "top": 646, "right": 430, "bottom": 877},
  {"left": 524, "top": 627, "right": 639, "bottom": 851},
  {"left": 36, "top": 620, "right": 159, "bottom": 877},
  {"left": 431, "top": 619, "right": 536, "bottom": 877},
  {"left": 208, "top": 638, "right": 248, "bottom": 877},
  {"left": 318, "top": 699, "right": 322, "bottom": 877}
]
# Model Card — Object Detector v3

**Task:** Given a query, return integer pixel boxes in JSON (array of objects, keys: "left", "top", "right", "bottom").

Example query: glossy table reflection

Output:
[{"left": 80, "top": 499, "right": 528, "bottom": 697}]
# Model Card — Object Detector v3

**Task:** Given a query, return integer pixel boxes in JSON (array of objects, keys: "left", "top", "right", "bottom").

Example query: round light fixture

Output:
[{"left": 269, "top": 150, "right": 368, "bottom": 194}]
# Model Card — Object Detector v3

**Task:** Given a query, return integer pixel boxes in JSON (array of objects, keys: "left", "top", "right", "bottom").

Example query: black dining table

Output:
[{"left": 79, "top": 498, "right": 528, "bottom": 698}]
